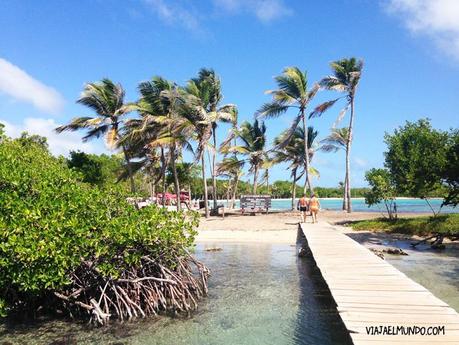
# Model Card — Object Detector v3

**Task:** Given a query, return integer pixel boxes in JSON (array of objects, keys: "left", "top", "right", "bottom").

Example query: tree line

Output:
[
  {"left": 55, "top": 59, "right": 364, "bottom": 216},
  {"left": 64, "top": 149, "right": 371, "bottom": 201}
]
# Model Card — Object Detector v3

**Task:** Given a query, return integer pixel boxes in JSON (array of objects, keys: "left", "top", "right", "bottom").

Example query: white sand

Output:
[
  {"left": 195, "top": 210, "right": 429, "bottom": 244},
  {"left": 196, "top": 212, "right": 299, "bottom": 244}
]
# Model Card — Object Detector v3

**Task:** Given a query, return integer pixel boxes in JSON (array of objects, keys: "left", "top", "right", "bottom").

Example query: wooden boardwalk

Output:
[{"left": 300, "top": 222, "right": 459, "bottom": 345}]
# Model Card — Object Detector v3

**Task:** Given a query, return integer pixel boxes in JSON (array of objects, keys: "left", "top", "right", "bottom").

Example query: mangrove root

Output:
[{"left": 50, "top": 251, "right": 210, "bottom": 325}]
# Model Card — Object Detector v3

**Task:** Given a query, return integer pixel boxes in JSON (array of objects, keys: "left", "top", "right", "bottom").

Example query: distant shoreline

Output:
[{"left": 217, "top": 197, "right": 445, "bottom": 201}]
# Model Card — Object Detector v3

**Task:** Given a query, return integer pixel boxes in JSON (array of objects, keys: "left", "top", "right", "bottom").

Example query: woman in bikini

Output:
[
  {"left": 309, "top": 194, "right": 320, "bottom": 224},
  {"left": 297, "top": 194, "right": 309, "bottom": 223}
]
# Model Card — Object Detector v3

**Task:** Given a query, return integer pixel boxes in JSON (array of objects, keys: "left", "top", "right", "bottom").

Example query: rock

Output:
[
  {"left": 205, "top": 247, "right": 222, "bottom": 252},
  {"left": 383, "top": 247, "right": 408, "bottom": 255},
  {"left": 369, "top": 248, "right": 385, "bottom": 260}
]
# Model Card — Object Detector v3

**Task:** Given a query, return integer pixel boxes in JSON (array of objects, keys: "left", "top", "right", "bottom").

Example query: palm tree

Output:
[
  {"left": 217, "top": 156, "right": 244, "bottom": 208},
  {"left": 313, "top": 58, "right": 364, "bottom": 212},
  {"left": 126, "top": 76, "right": 192, "bottom": 211},
  {"left": 223, "top": 119, "right": 268, "bottom": 194},
  {"left": 55, "top": 79, "right": 136, "bottom": 193},
  {"left": 320, "top": 127, "right": 350, "bottom": 210},
  {"left": 174, "top": 80, "right": 215, "bottom": 217},
  {"left": 188, "top": 68, "right": 236, "bottom": 213},
  {"left": 257, "top": 67, "right": 320, "bottom": 194},
  {"left": 274, "top": 126, "right": 320, "bottom": 209},
  {"left": 219, "top": 107, "right": 241, "bottom": 208}
]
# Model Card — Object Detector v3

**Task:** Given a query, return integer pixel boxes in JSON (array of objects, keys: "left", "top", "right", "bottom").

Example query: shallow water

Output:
[
  {"left": 384, "top": 240, "right": 459, "bottom": 312},
  {"left": 0, "top": 243, "right": 352, "bottom": 345}
]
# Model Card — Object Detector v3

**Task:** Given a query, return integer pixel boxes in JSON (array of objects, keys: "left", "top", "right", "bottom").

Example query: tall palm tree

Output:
[
  {"left": 189, "top": 68, "right": 236, "bottom": 212},
  {"left": 55, "top": 79, "right": 136, "bottom": 193},
  {"left": 127, "top": 76, "right": 192, "bottom": 211},
  {"left": 274, "top": 126, "right": 320, "bottom": 209},
  {"left": 257, "top": 67, "right": 320, "bottom": 194},
  {"left": 320, "top": 127, "right": 350, "bottom": 210},
  {"left": 313, "top": 58, "right": 364, "bottom": 212},
  {"left": 175, "top": 80, "right": 216, "bottom": 217},
  {"left": 223, "top": 119, "right": 268, "bottom": 194}
]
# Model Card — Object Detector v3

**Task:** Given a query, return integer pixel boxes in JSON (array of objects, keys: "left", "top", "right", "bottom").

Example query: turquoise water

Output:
[
  {"left": 0, "top": 243, "right": 352, "bottom": 345},
  {"left": 224, "top": 198, "right": 457, "bottom": 213}
]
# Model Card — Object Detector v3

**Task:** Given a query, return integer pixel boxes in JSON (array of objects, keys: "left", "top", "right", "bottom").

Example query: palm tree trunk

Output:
[
  {"left": 231, "top": 174, "right": 239, "bottom": 209},
  {"left": 301, "top": 111, "right": 313, "bottom": 194},
  {"left": 122, "top": 146, "right": 136, "bottom": 194},
  {"left": 171, "top": 145, "right": 181, "bottom": 211},
  {"left": 201, "top": 154, "right": 210, "bottom": 218},
  {"left": 211, "top": 129, "right": 218, "bottom": 211},
  {"left": 345, "top": 97, "right": 355, "bottom": 213},
  {"left": 253, "top": 165, "right": 259, "bottom": 194},
  {"left": 226, "top": 183, "right": 230, "bottom": 206},
  {"left": 291, "top": 169, "right": 297, "bottom": 210},
  {"left": 266, "top": 170, "right": 269, "bottom": 194},
  {"left": 150, "top": 178, "right": 155, "bottom": 201},
  {"left": 161, "top": 148, "right": 166, "bottom": 207},
  {"left": 342, "top": 175, "right": 348, "bottom": 210},
  {"left": 303, "top": 174, "right": 312, "bottom": 195}
]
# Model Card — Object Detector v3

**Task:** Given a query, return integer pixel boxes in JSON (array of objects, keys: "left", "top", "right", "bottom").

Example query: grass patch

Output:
[{"left": 347, "top": 213, "right": 459, "bottom": 236}]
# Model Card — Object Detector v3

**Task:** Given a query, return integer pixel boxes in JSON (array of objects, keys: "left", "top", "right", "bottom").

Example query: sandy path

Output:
[
  {"left": 196, "top": 210, "right": 431, "bottom": 245},
  {"left": 196, "top": 212, "right": 300, "bottom": 244}
]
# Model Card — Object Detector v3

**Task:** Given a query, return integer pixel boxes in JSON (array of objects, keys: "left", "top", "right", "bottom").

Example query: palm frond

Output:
[
  {"left": 274, "top": 115, "right": 301, "bottom": 149},
  {"left": 256, "top": 102, "right": 289, "bottom": 118},
  {"left": 333, "top": 104, "right": 350, "bottom": 128},
  {"left": 309, "top": 98, "right": 340, "bottom": 118},
  {"left": 54, "top": 117, "right": 96, "bottom": 133}
]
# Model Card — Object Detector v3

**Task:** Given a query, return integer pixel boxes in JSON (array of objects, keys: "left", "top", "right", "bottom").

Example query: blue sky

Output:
[{"left": 1, "top": 0, "right": 458, "bottom": 187}]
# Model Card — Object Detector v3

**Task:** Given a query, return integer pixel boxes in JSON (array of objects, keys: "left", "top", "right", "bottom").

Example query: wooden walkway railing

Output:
[{"left": 300, "top": 222, "right": 459, "bottom": 344}]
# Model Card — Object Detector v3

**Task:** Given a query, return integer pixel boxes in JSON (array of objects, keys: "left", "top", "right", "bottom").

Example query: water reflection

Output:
[{"left": 1, "top": 242, "right": 351, "bottom": 345}]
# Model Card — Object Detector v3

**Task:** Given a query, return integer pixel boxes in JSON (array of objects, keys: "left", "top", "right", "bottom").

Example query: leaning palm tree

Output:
[
  {"left": 219, "top": 107, "right": 241, "bottom": 208},
  {"left": 257, "top": 67, "right": 320, "bottom": 194},
  {"left": 55, "top": 79, "right": 136, "bottom": 192},
  {"left": 223, "top": 119, "right": 268, "bottom": 194},
  {"left": 320, "top": 127, "right": 350, "bottom": 210},
  {"left": 217, "top": 156, "right": 244, "bottom": 209},
  {"left": 137, "top": 77, "right": 195, "bottom": 211},
  {"left": 312, "top": 58, "right": 364, "bottom": 212},
  {"left": 174, "top": 81, "right": 217, "bottom": 218},
  {"left": 122, "top": 76, "right": 192, "bottom": 211},
  {"left": 188, "top": 69, "right": 236, "bottom": 212},
  {"left": 274, "top": 126, "right": 320, "bottom": 209},
  {"left": 119, "top": 107, "right": 168, "bottom": 206}
]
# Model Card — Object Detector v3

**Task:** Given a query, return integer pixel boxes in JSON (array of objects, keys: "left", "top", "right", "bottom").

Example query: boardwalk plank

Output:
[{"left": 300, "top": 222, "right": 459, "bottom": 345}]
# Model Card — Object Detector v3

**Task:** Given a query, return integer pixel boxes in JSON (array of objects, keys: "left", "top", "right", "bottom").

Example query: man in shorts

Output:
[{"left": 297, "top": 194, "right": 309, "bottom": 223}]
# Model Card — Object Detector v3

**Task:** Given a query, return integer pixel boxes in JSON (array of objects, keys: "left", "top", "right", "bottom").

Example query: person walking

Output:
[
  {"left": 309, "top": 194, "right": 320, "bottom": 224},
  {"left": 297, "top": 194, "right": 309, "bottom": 223}
]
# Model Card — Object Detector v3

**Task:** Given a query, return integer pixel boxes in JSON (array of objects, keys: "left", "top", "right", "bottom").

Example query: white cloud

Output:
[
  {"left": 142, "top": 0, "right": 292, "bottom": 31},
  {"left": 353, "top": 157, "right": 368, "bottom": 169},
  {"left": 213, "top": 0, "right": 292, "bottom": 22},
  {"left": 384, "top": 0, "right": 459, "bottom": 61},
  {"left": 143, "top": 0, "right": 201, "bottom": 32},
  {"left": 0, "top": 58, "right": 65, "bottom": 114},
  {"left": 1, "top": 118, "right": 104, "bottom": 156}
]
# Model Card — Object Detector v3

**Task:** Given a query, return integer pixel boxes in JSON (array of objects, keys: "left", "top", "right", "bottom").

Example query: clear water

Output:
[
  {"left": 223, "top": 198, "right": 458, "bottom": 213},
  {"left": 0, "top": 243, "right": 352, "bottom": 345},
  {"left": 383, "top": 241, "right": 459, "bottom": 312}
]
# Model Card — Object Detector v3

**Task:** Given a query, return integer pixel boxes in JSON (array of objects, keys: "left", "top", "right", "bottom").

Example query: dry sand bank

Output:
[{"left": 196, "top": 210, "right": 436, "bottom": 247}]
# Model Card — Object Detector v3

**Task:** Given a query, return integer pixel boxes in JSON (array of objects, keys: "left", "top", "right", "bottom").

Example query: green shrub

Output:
[{"left": 0, "top": 138, "right": 203, "bottom": 320}]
